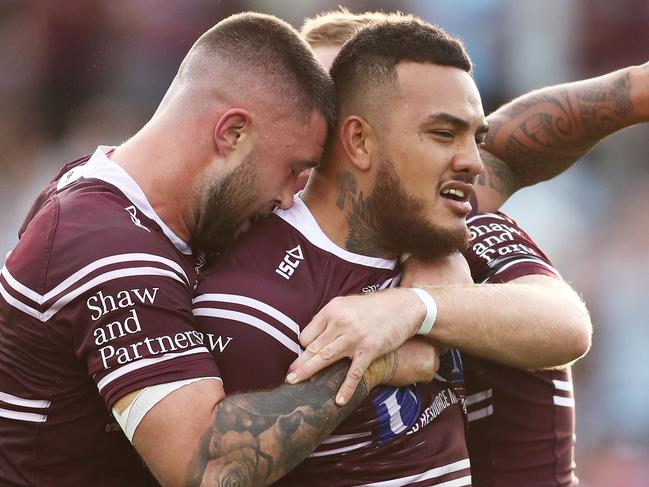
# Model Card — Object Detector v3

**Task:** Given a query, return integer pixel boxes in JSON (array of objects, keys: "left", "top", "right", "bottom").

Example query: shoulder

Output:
[
  {"left": 5, "top": 182, "right": 195, "bottom": 322},
  {"left": 465, "top": 212, "right": 559, "bottom": 282},
  {"left": 463, "top": 211, "right": 559, "bottom": 283}
]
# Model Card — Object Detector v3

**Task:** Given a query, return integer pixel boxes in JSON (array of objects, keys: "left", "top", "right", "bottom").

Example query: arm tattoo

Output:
[
  {"left": 186, "top": 361, "right": 372, "bottom": 487},
  {"left": 476, "top": 148, "right": 521, "bottom": 200},
  {"left": 484, "top": 70, "right": 634, "bottom": 187}
]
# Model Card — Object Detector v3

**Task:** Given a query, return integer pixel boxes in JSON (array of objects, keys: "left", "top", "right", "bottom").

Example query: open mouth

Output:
[
  {"left": 439, "top": 181, "right": 473, "bottom": 214},
  {"left": 440, "top": 181, "right": 472, "bottom": 201}
]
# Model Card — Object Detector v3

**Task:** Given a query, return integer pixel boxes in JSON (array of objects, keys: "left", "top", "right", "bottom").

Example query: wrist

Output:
[
  {"left": 364, "top": 352, "right": 397, "bottom": 390},
  {"left": 408, "top": 288, "right": 438, "bottom": 336}
]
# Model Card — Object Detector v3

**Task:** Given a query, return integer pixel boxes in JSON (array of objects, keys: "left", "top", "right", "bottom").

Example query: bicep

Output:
[{"left": 116, "top": 378, "right": 225, "bottom": 487}]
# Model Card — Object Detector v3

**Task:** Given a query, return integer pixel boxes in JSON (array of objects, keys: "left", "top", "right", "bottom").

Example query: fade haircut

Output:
[
  {"left": 330, "top": 15, "right": 472, "bottom": 130},
  {"left": 177, "top": 12, "right": 336, "bottom": 134},
  {"left": 301, "top": 7, "right": 395, "bottom": 47}
]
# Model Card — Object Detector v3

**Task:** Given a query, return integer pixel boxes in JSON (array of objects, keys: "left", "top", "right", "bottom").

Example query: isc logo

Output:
[{"left": 275, "top": 245, "right": 304, "bottom": 280}]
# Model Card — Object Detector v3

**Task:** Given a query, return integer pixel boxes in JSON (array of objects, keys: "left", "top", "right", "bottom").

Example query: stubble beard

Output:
[{"left": 191, "top": 153, "right": 260, "bottom": 266}]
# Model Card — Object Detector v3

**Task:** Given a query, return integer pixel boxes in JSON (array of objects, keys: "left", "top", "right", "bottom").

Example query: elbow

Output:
[{"left": 563, "top": 300, "right": 592, "bottom": 363}]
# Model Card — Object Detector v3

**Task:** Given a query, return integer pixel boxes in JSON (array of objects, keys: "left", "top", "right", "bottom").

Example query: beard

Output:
[
  {"left": 191, "top": 152, "right": 260, "bottom": 266},
  {"left": 368, "top": 157, "right": 469, "bottom": 261}
]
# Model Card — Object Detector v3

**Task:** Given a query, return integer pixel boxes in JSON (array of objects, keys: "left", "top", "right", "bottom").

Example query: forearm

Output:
[
  {"left": 187, "top": 360, "right": 382, "bottom": 486},
  {"left": 422, "top": 280, "right": 591, "bottom": 369},
  {"left": 485, "top": 64, "right": 649, "bottom": 187}
]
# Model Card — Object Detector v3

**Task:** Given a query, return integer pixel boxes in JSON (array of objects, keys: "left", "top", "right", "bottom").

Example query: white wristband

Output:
[{"left": 410, "top": 288, "right": 437, "bottom": 336}]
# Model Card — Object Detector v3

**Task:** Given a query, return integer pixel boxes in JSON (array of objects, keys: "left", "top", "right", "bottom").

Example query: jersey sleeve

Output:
[
  {"left": 463, "top": 212, "right": 560, "bottom": 284},
  {"left": 14, "top": 191, "right": 220, "bottom": 409}
]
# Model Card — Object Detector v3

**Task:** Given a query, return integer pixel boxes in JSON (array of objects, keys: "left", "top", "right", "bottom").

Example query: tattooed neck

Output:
[{"left": 335, "top": 170, "right": 391, "bottom": 257}]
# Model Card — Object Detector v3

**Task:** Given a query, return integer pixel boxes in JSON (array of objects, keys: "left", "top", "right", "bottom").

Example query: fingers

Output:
[
  {"left": 298, "top": 308, "right": 328, "bottom": 348},
  {"left": 335, "top": 353, "right": 372, "bottom": 406},
  {"left": 287, "top": 335, "right": 352, "bottom": 385}
]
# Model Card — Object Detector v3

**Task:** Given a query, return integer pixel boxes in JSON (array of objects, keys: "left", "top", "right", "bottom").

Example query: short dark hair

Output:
[
  {"left": 330, "top": 16, "right": 472, "bottom": 126},
  {"left": 187, "top": 12, "right": 336, "bottom": 133}
]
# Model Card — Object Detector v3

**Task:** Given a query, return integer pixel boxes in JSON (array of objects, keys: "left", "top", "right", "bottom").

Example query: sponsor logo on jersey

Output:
[
  {"left": 469, "top": 220, "right": 537, "bottom": 264},
  {"left": 275, "top": 245, "right": 303, "bottom": 280},
  {"left": 125, "top": 205, "right": 151, "bottom": 233},
  {"left": 362, "top": 284, "right": 381, "bottom": 294}
]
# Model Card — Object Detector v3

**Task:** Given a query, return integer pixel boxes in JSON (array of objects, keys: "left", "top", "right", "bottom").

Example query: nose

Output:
[
  {"left": 452, "top": 142, "right": 484, "bottom": 177},
  {"left": 275, "top": 185, "right": 294, "bottom": 211}
]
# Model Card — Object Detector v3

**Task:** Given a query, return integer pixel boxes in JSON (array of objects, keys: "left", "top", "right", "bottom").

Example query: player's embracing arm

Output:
[
  {"left": 115, "top": 360, "right": 379, "bottom": 487},
  {"left": 477, "top": 61, "right": 649, "bottom": 211},
  {"left": 115, "top": 336, "right": 439, "bottom": 487}
]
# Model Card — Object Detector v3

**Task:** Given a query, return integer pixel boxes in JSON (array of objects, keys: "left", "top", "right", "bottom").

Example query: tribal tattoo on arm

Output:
[
  {"left": 480, "top": 68, "right": 639, "bottom": 200},
  {"left": 187, "top": 357, "right": 396, "bottom": 487}
]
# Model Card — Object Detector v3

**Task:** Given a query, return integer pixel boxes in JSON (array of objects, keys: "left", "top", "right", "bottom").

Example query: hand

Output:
[
  {"left": 286, "top": 288, "right": 426, "bottom": 406},
  {"left": 400, "top": 252, "right": 473, "bottom": 288}
]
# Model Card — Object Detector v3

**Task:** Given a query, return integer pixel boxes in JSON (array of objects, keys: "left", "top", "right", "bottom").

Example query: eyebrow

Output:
[{"left": 423, "top": 112, "right": 489, "bottom": 135}]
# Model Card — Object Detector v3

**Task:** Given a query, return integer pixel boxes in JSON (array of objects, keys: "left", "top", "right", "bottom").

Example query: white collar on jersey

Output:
[
  {"left": 274, "top": 195, "right": 397, "bottom": 270},
  {"left": 56, "top": 146, "right": 192, "bottom": 255}
]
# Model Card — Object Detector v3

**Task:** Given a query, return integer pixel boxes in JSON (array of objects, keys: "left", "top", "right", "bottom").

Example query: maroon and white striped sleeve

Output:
[
  {"left": 464, "top": 211, "right": 560, "bottom": 284},
  {"left": 2, "top": 193, "right": 220, "bottom": 410}
]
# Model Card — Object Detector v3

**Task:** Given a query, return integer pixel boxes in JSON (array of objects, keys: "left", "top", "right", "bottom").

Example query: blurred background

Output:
[{"left": 1, "top": 0, "right": 647, "bottom": 484}]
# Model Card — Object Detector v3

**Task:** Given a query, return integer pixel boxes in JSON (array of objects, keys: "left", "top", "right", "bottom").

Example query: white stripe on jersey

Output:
[
  {"left": 96, "top": 347, "right": 215, "bottom": 393},
  {"left": 2, "top": 253, "right": 189, "bottom": 305},
  {"left": 553, "top": 379, "right": 574, "bottom": 392},
  {"left": 0, "top": 407, "right": 47, "bottom": 423},
  {"left": 467, "top": 404, "right": 494, "bottom": 422},
  {"left": 484, "top": 257, "right": 559, "bottom": 283},
  {"left": 193, "top": 308, "right": 301, "bottom": 355},
  {"left": 465, "top": 388, "right": 493, "bottom": 406},
  {"left": 193, "top": 293, "right": 300, "bottom": 335},
  {"left": 553, "top": 396, "right": 575, "bottom": 408},
  {"left": 308, "top": 440, "right": 373, "bottom": 457},
  {"left": 0, "top": 391, "right": 50, "bottom": 409},
  {"left": 466, "top": 212, "right": 509, "bottom": 225},
  {"left": 357, "top": 458, "right": 471, "bottom": 487},
  {"left": 320, "top": 431, "right": 371, "bottom": 444},
  {"left": 2, "top": 266, "right": 186, "bottom": 323},
  {"left": 379, "top": 275, "right": 402, "bottom": 290},
  {"left": 0, "top": 281, "right": 42, "bottom": 321}
]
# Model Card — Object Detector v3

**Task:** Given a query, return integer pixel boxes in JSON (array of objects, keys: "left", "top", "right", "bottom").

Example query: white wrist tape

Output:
[
  {"left": 410, "top": 288, "right": 437, "bottom": 336},
  {"left": 112, "top": 377, "right": 220, "bottom": 442}
]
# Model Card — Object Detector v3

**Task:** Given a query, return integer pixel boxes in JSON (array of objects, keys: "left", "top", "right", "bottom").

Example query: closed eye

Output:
[{"left": 428, "top": 130, "right": 455, "bottom": 140}]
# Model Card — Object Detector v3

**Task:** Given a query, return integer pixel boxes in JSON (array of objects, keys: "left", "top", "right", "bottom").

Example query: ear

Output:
[
  {"left": 339, "top": 115, "right": 374, "bottom": 171},
  {"left": 213, "top": 108, "right": 252, "bottom": 156}
]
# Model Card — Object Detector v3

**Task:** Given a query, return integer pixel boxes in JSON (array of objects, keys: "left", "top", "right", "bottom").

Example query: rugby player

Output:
[
  {"left": 192, "top": 15, "right": 595, "bottom": 486},
  {"left": 296, "top": 8, "right": 649, "bottom": 486}
]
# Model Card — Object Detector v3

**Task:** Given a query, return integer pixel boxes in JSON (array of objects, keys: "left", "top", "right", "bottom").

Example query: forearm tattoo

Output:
[
  {"left": 482, "top": 70, "right": 634, "bottom": 190},
  {"left": 186, "top": 361, "right": 370, "bottom": 487}
]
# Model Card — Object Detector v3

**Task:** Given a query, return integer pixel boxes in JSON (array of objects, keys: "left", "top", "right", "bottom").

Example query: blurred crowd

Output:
[{"left": 1, "top": 0, "right": 648, "bottom": 484}]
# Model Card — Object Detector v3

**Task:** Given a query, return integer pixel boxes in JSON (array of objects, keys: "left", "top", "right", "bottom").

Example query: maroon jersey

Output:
[
  {"left": 0, "top": 147, "right": 220, "bottom": 486},
  {"left": 462, "top": 211, "right": 577, "bottom": 487},
  {"left": 194, "top": 196, "right": 471, "bottom": 487}
]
